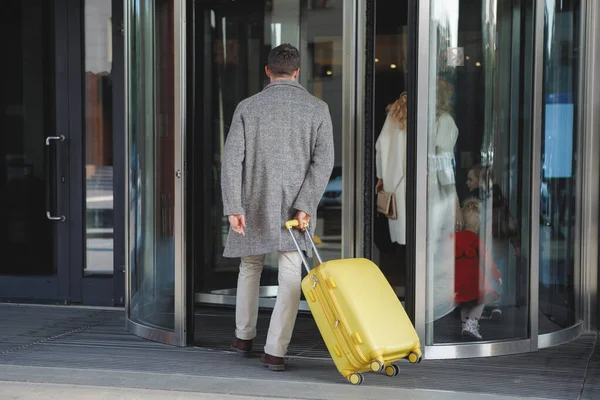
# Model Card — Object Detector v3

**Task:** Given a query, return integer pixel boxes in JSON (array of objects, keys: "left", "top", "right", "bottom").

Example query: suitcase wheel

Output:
[
  {"left": 384, "top": 364, "right": 400, "bottom": 377},
  {"left": 370, "top": 360, "right": 384, "bottom": 372},
  {"left": 408, "top": 351, "right": 422, "bottom": 364},
  {"left": 348, "top": 373, "right": 364, "bottom": 385}
]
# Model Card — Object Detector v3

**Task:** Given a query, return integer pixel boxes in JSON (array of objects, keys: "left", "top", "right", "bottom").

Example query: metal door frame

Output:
[
  {"left": 71, "top": 0, "right": 126, "bottom": 306},
  {"left": 124, "top": 0, "right": 187, "bottom": 346},
  {"left": 409, "top": 0, "right": 595, "bottom": 359},
  {"left": 0, "top": 0, "right": 125, "bottom": 307},
  {"left": 411, "top": 0, "right": 541, "bottom": 359},
  {"left": 112, "top": 0, "right": 127, "bottom": 307},
  {"left": 357, "top": 0, "right": 596, "bottom": 359}
]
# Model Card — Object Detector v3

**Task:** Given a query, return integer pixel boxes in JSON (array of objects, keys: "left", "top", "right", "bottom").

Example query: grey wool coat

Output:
[{"left": 221, "top": 79, "right": 335, "bottom": 258}]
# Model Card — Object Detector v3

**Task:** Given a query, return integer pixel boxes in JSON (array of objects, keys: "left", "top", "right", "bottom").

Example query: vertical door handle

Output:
[{"left": 45, "top": 135, "right": 66, "bottom": 222}]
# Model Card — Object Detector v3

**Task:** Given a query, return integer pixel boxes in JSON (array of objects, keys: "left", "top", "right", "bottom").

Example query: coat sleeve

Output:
[
  {"left": 375, "top": 117, "right": 385, "bottom": 180},
  {"left": 435, "top": 113, "right": 459, "bottom": 152},
  {"left": 221, "top": 101, "right": 246, "bottom": 216},
  {"left": 375, "top": 141, "right": 383, "bottom": 179},
  {"left": 293, "top": 103, "right": 335, "bottom": 215}
]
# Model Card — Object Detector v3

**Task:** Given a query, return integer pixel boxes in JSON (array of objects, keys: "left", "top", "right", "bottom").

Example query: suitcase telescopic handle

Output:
[{"left": 285, "top": 219, "right": 324, "bottom": 274}]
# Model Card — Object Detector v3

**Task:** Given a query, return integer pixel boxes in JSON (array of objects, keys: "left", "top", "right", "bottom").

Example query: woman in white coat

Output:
[
  {"left": 375, "top": 92, "right": 408, "bottom": 247},
  {"left": 427, "top": 79, "right": 462, "bottom": 324}
]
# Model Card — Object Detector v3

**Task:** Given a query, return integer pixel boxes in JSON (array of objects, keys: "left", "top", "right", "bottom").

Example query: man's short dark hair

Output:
[{"left": 267, "top": 43, "right": 300, "bottom": 77}]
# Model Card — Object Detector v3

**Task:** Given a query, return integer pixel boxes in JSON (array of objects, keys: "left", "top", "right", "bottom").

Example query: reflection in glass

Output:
[
  {"left": 0, "top": 0, "right": 55, "bottom": 276},
  {"left": 426, "top": 0, "right": 533, "bottom": 344},
  {"left": 193, "top": 1, "right": 343, "bottom": 299},
  {"left": 84, "top": 0, "right": 114, "bottom": 275},
  {"left": 128, "top": 0, "right": 175, "bottom": 330},
  {"left": 539, "top": 0, "right": 580, "bottom": 333}
]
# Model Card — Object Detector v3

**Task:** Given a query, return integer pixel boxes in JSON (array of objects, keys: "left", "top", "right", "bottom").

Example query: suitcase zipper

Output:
[
  {"left": 320, "top": 272, "right": 371, "bottom": 364},
  {"left": 312, "top": 274, "right": 368, "bottom": 367},
  {"left": 326, "top": 292, "right": 370, "bottom": 365},
  {"left": 312, "top": 285, "right": 363, "bottom": 367}
]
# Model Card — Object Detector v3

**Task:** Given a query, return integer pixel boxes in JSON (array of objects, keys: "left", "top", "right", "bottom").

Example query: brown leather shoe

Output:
[
  {"left": 260, "top": 353, "right": 285, "bottom": 371},
  {"left": 230, "top": 338, "right": 253, "bottom": 356}
]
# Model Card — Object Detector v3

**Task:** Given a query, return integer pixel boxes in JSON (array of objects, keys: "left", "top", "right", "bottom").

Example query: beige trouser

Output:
[{"left": 235, "top": 251, "right": 302, "bottom": 357}]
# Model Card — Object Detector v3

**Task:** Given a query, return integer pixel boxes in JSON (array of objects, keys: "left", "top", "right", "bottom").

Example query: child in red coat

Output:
[{"left": 455, "top": 199, "right": 502, "bottom": 340}]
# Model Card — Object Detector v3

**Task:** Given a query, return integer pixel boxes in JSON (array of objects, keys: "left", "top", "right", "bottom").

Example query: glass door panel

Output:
[
  {"left": 372, "top": 0, "right": 410, "bottom": 297},
  {"left": 127, "top": 0, "right": 180, "bottom": 337},
  {"left": 191, "top": 0, "right": 345, "bottom": 306},
  {"left": 538, "top": 0, "right": 581, "bottom": 334},
  {"left": 84, "top": 0, "right": 115, "bottom": 276},
  {"left": 424, "top": 0, "right": 534, "bottom": 344},
  {"left": 1, "top": 0, "right": 56, "bottom": 277},
  {"left": 0, "top": 0, "right": 69, "bottom": 301}
]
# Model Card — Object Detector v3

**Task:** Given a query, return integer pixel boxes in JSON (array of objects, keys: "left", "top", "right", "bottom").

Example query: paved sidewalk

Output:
[
  {"left": 2, "top": 381, "right": 275, "bottom": 400},
  {"left": 0, "top": 304, "right": 598, "bottom": 400},
  {"left": 0, "top": 378, "right": 549, "bottom": 400}
]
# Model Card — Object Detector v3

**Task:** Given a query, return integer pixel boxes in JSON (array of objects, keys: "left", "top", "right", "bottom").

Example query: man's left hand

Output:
[{"left": 294, "top": 210, "right": 310, "bottom": 231}]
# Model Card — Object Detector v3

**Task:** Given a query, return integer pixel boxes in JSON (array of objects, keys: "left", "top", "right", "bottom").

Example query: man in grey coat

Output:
[{"left": 221, "top": 43, "right": 334, "bottom": 371}]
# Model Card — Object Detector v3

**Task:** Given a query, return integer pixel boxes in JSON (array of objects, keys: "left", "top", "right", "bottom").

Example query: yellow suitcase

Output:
[{"left": 285, "top": 220, "right": 422, "bottom": 385}]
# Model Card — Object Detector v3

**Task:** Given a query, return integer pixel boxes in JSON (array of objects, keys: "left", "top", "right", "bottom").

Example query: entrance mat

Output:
[
  {"left": 0, "top": 303, "right": 118, "bottom": 355},
  {"left": 194, "top": 307, "right": 329, "bottom": 358}
]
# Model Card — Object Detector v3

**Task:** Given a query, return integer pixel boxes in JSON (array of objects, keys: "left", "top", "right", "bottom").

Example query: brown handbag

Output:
[{"left": 377, "top": 190, "right": 397, "bottom": 220}]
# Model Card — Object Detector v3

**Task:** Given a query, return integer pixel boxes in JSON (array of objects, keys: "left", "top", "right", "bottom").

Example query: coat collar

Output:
[{"left": 263, "top": 79, "right": 307, "bottom": 92}]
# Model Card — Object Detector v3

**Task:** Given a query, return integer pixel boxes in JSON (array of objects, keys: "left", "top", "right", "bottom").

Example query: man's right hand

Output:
[
  {"left": 228, "top": 214, "right": 246, "bottom": 236},
  {"left": 294, "top": 210, "right": 310, "bottom": 232}
]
